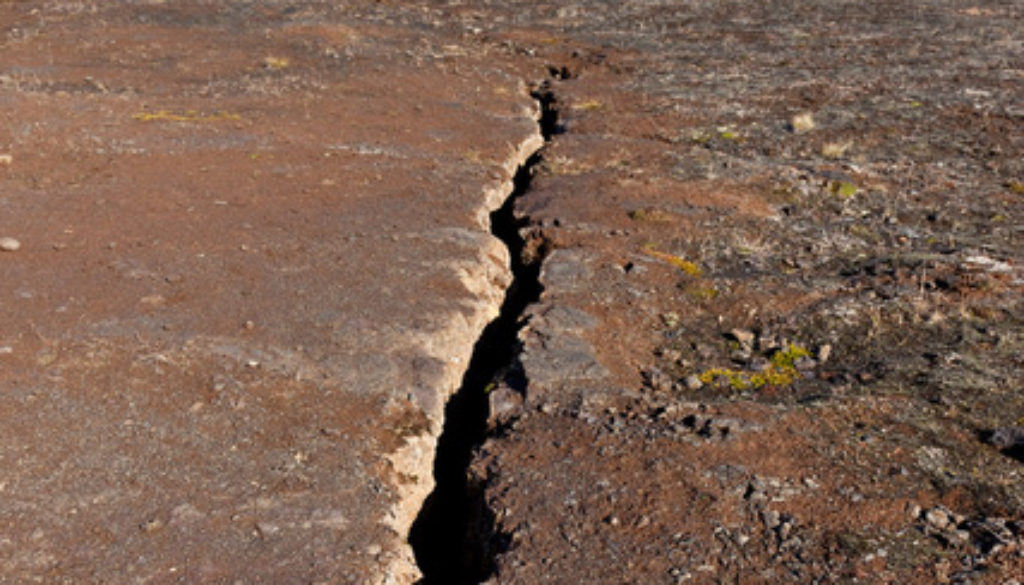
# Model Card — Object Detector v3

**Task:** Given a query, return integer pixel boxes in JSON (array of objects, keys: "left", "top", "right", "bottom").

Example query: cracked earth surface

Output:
[{"left": 1, "top": 1, "right": 1022, "bottom": 584}]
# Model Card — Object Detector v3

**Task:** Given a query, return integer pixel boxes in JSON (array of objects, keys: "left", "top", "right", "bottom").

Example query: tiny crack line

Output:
[{"left": 408, "top": 78, "right": 561, "bottom": 585}]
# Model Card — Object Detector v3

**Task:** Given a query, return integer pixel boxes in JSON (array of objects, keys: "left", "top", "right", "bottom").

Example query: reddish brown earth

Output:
[
  {"left": 464, "top": 2, "right": 1023, "bottom": 584},
  {"left": 0, "top": 3, "right": 543, "bottom": 583},
  {"left": 1, "top": 1, "right": 1022, "bottom": 584}
]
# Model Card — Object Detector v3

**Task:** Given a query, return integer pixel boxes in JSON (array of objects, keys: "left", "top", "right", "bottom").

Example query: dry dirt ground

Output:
[
  {"left": 0, "top": 2, "right": 545, "bottom": 583},
  {"left": 1, "top": 1, "right": 1022, "bottom": 584},
  {"left": 448, "top": 1, "right": 1023, "bottom": 584}
]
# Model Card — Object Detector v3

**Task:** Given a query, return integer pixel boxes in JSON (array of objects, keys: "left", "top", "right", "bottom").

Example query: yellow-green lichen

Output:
[
  {"left": 263, "top": 56, "right": 290, "bottom": 70},
  {"left": 829, "top": 180, "right": 858, "bottom": 198},
  {"left": 685, "top": 284, "right": 719, "bottom": 301},
  {"left": 642, "top": 247, "right": 703, "bottom": 276},
  {"left": 629, "top": 207, "right": 674, "bottom": 222},
  {"left": 571, "top": 99, "right": 604, "bottom": 111},
  {"left": 133, "top": 110, "right": 242, "bottom": 122},
  {"left": 695, "top": 344, "right": 811, "bottom": 391}
]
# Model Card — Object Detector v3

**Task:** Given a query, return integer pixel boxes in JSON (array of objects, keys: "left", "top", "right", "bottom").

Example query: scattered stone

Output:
[
  {"left": 256, "top": 522, "right": 280, "bottom": 537},
  {"left": 684, "top": 374, "right": 703, "bottom": 390},
  {"left": 489, "top": 385, "right": 524, "bottom": 426},
  {"left": 790, "top": 112, "right": 815, "bottom": 133},
  {"left": 661, "top": 312, "right": 681, "bottom": 328},
  {"left": 778, "top": 520, "right": 794, "bottom": 540},
  {"left": 822, "top": 141, "right": 853, "bottom": 158},
  {"left": 756, "top": 332, "right": 779, "bottom": 352},
  {"left": 816, "top": 343, "right": 832, "bottom": 363},
  {"left": 925, "top": 507, "right": 952, "bottom": 531},
  {"left": 657, "top": 347, "right": 682, "bottom": 363},
  {"left": 985, "top": 426, "right": 1024, "bottom": 450},
  {"left": 745, "top": 480, "right": 767, "bottom": 502},
  {"left": 729, "top": 328, "right": 755, "bottom": 348},
  {"left": 0, "top": 153, "right": 12, "bottom": 165},
  {"left": 0, "top": 237, "right": 21, "bottom": 251},
  {"left": 642, "top": 367, "right": 673, "bottom": 392},
  {"left": 907, "top": 503, "right": 923, "bottom": 520}
]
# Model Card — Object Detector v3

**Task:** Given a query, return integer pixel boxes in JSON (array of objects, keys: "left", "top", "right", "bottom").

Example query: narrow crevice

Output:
[
  {"left": 531, "top": 80, "right": 564, "bottom": 141},
  {"left": 408, "top": 82, "right": 560, "bottom": 585}
]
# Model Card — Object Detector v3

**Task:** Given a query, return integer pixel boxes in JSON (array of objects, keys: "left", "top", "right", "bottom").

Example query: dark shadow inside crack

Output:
[
  {"left": 408, "top": 153, "right": 551, "bottom": 585},
  {"left": 409, "top": 74, "right": 561, "bottom": 585}
]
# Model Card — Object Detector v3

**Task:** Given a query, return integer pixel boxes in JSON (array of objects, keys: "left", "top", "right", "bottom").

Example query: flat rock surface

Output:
[{"left": 1, "top": 1, "right": 1022, "bottom": 585}]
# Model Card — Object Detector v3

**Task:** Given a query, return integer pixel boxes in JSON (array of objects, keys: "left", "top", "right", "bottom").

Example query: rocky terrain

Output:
[
  {"left": 0, "top": 1, "right": 1020, "bottom": 584},
  {"left": 436, "top": 1, "right": 1022, "bottom": 583}
]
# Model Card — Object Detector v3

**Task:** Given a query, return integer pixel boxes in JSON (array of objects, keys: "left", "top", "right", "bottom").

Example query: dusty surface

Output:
[
  {"left": 452, "top": 1, "right": 1023, "bottom": 584},
  {"left": 1, "top": 1, "right": 1022, "bottom": 584},
  {"left": 0, "top": 2, "right": 542, "bottom": 583}
]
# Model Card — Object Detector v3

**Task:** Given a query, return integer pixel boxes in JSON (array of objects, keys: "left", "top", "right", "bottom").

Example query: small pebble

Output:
[
  {"left": 730, "top": 328, "right": 755, "bottom": 348},
  {"left": 925, "top": 508, "right": 951, "bottom": 530},
  {"left": 779, "top": 521, "right": 793, "bottom": 539},
  {"left": 790, "top": 112, "right": 815, "bottom": 133},
  {"left": 684, "top": 374, "right": 704, "bottom": 390},
  {"left": 908, "top": 503, "right": 922, "bottom": 519},
  {"left": 0, "top": 153, "right": 12, "bottom": 165},
  {"left": 255, "top": 522, "right": 279, "bottom": 537},
  {"left": 817, "top": 343, "right": 832, "bottom": 363},
  {"left": 0, "top": 237, "right": 21, "bottom": 251}
]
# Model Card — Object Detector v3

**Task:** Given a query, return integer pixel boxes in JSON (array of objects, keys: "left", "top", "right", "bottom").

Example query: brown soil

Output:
[
  {"left": 459, "top": 1, "right": 1023, "bottom": 583},
  {"left": 1, "top": 1, "right": 1021, "bottom": 584}
]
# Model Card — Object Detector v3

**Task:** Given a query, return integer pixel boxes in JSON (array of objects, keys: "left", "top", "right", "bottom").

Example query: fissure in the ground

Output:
[{"left": 408, "top": 81, "right": 561, "bottom": 584}]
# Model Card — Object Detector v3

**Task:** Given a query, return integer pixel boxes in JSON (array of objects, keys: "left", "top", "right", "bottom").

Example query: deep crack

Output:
[{"left": 408, "top": 81, "right": 560, "bottom": 584}]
